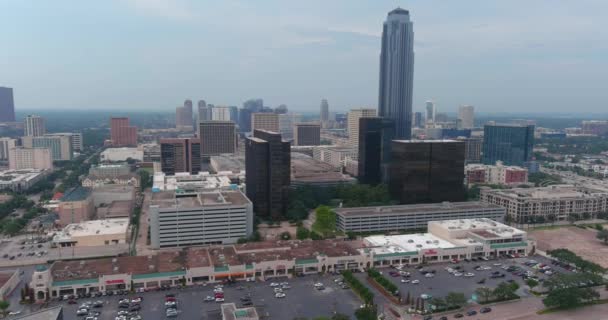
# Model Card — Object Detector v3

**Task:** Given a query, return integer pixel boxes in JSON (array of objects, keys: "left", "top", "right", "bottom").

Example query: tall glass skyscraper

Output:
[
  {"left": 482, "top": 124, "right": 535, "bottom": 166},
  {"left": 378, "top": 8, "right": 414, "bottom": 139}
]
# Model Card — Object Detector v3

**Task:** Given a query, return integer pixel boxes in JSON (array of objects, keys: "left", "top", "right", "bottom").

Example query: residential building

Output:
[
  {"left": 47, "top": 132, "right": 83, "bottom": 151},
  {"left": 388, "top": 140, "right": 466, "bottom": 204},
  {"left": 335, "top": 202, "right": 505, "bottom": 233},
  {"left": 199, "top": 121, "right": 237, "bottom": 156},
  {"left": 0, "top": 137, "right": 16, "bottom": 161},
  {"left": 582, "top": 120, "right": 608, "bottom": 136},
  {"left": 52, "top": 218, "right": 129, "bottom": 247},
  {"left": 347, "top": 108, "right": 376, "bottom": 147},
  {"left": 312, "top": 146, "right": 358, "bottom": 168},
  {"left": 293, "top": 123, "right": 321, "bottom": 146},
  {"left": 425, "top": 100, "right": 436, "bottom": 124},
  {"left": 0, "top": 87, "right": 15, "bottom": 122},
  {"left": 21, "top": 135, "right": 73, "bottom": 161},
  {"left": 457, "top": 137, "right": 482, "bottom": 164},
  {"left": 480, "top": 185, "right": 608, "bottom": 223},
  {"left": 378, "top": 8, "right": 414, "bottom": 139},
  {"left": 212, "top": 106, "right": 231, "bottom": 121},
  {"left": 465, "top": 161, "right": 528, "bottom": 186},
  {"left": 320, "top": 99, "right": 329, "bottom": 127},
  {"left": 58, "top": 187, "right": 95, "bottom": 226},
  {"left": 251, "top": 113, "right": 279, "bottom": 132},
  {"left": 100, "top": 147, "right": 143, "bottom": 162},
  {"left": 0, "top": 169, "right": 50, "bottom": 192},
  {"left": 482, "top": 124, "right": 535, "bottom": 166},
  {"left": 149, "top": 190, "right": 253, "bottom": 248},
  {"left": 160, "top": 138, "right": 201, "bottom": 175},
  {"left": 358, "top": 117, "right": 395, "bottom": 185},
  {"left": 291, "top": 153, "right": 356, "bottom": 188},
  {"left": 89, "top": 164, "right": 130, "bottom": 177},
  {"left": 24, "top": 115, "right": 46, "bottom": 136},
  {"left": 176, "top": 99, "right": 194, "bottom": 131},
  {"left": 245, "top": 130, "right": 290, "bottom": 220},
  {"left": 458, "top": 105, "right": 475, "bottom": 128},
  {"left": 8, "top": 147, "right": 53, "bottom": 170},
  {"left": 110, "top": 117, "right": 137, "bottom": 146}
]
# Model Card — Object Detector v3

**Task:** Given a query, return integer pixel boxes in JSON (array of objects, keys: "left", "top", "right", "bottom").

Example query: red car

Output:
[
  {"left": 165, "top": 297, "right": 176, "bottom": 302},
  {"left": 67, "top": 299, "right": 77, "bottom": 304},
  {"left": 214, "top": 293, "right": 224, "bottom": 298}
]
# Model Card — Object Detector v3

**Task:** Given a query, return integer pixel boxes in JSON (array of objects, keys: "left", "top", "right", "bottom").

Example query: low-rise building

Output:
[
  {"left": 152, "top": 171, "right": 244, "bottom": 193},
  {"left": 335, "top": 201, "right": 505, "bottom": 233},
  {"left": 97, "top": 200, "right": 133, "bottom": 219},
  {"left": 210, "top": 155, "right": 246, "bottom": 173},
  {"left": 149, "top": 190, "right": 254, "bottom": 248},
  {"left": 0, "top": 169, "right": 50, "bottom": 192},
  {"left": 52, "top": 218, "right": 129, "bottom": 247},
  {"left": 57, "top": 187, "right": 95, "bottom": 226},
  {"left": 82, "top": 174, "right": 140, "bottom": 189},
  {"left": 89, "top": 164, "right": 130, "bottom": 177},
  {"left": 91, "top": 185, "right": 135, "bottom": 207},
  {"left": 311, "top": 145, "right": 358, "bottom": 168},
  {"left": 480, "top": 185, "right": 608, "bottom": 223},
  {"left": 291, "top": 153, "right": 356, "bottom": 187},
  {"left": 100, "top": 148, "right": 143, "bottom": 162},
  {"left": 465, "top": 161, "right": 528, "bottom": 186}
]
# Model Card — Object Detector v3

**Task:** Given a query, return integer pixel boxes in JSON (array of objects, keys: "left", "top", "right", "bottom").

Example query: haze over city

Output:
[{"left": 1, "top": 0, "right": 607, "bottom": 113}]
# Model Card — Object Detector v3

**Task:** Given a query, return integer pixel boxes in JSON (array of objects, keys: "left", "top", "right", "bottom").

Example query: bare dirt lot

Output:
[{"left": 530, "top": 225, "right": 608, "bottom": 268}]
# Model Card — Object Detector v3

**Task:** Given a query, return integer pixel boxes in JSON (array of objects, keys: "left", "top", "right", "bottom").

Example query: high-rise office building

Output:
[
  {"left": 278, "top": 113, "right": 302, "bottom": 140},
  {"left": 347, "top": 108, "right": 377, "bottom": 147},
  {"left": 320, "top": 99, "right": 329, "bottom": 125},
  {"left": 413, "top": 112, "right": 423, "bottom": 128},
  {"left": 458, "top": 105, "right": 475, "bottom": 129},
  {"left": 8, "top": 147, "right": 53, "bottom": 170},
  {"left": 197, "top": 100, "right": 212, "bottom": 122},
  {"left": 425, "top": 100, "right": 436, "bottom": 124},
  {"left": 0, "top": 138, "right": 17, "bottom": 161},
  {"left": 228, "top": 106, "right": 239, "bottom": 123},
  {"left": 110, "top": 117, "right": 137, "bottom": 146},
  {"left": 24, "top": 115, "right": 46, "bottom": 136},
  {"left": 199, "top": 121, "right": 236, "bottom": 156},
  {"left": 0, "top": 87, "right": 16, "bottom": 122},
  {"left": 47, "top": 132, "right": 83, "bottom": 151},
  {"left": 482, "top": 124, "right": 535, "bottom": 166},
  {"left": 389, "top": 140, "right": 466, "bottom": 204},
  {"left": 22, "top": 135, "right": 73, "bottom": 161},
  {"left": 435, "top": 113, "right": 449, "bottom": 123},
  {"left": 245, "top": 130, "right": 290, "bottom": 220},
  {"left": 358, "top": 117, "right": 395, "bottom": 185},
  {"left": 378, "top": 8, "right": 414, "bottom": 139},
  {"left": 457, "top": 137, "right": 482, "bottom": 164},
  {"left": 243, "top": 99, "right": 263, "bottom": 113},
  {"left": 176, "top": 100, "right": 193, "bottom": 130},
  {"left": 275, "top": 104, "right": 288, "bottom": 114},
  {"left": 238, "top": 108, "right": 252, "bottom": 133},
  {"left": 251, "top": 113, "right": 279, "bottom": 132},
  {"left": 293, "top": 123, "right": 321, "bottom": 146},
  {"left": 212, "top": 106, "right": 231, "bottom": 121},
  {"left": 160, "top": 138, "right": 201, "bottom": 175}
]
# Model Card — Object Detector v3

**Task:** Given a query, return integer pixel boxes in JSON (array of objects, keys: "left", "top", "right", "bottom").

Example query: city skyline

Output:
[{"left": 1, "top": 1, "right": 606, "bottom": 113}]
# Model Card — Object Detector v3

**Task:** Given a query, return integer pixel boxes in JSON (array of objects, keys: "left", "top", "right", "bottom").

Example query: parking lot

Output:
[{"left": 53, "top": 274, "right": 362, "bottom": 320}]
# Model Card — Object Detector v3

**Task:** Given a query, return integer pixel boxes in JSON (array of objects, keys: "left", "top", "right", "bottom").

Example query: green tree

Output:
[
  {"left": 296, "top": 226, "right": 310, "bottom": 240},
  {"left": 596, "top": 229, "right": 608, "bottom": 244},
  {"left": 137, "top": 169, "right": 152, "bottom": 190},
  {"left": 526, "top": 279, "right": 539, "bottom": 288},
  {"left": 493, "top": 282, "right": 519, "bottom": 301},
  {"left": 0, "top": 300, "right": 9, "bottom": 316},
  {"left": 354, "top": 306, "right": 376, "bottom": 320},
  {"left": 474, "top": 287, "right": 493, "bottom": 303},
  {"left": 429, "top": 297, "right": 446, "bottom": 310},
  {"left": 543, "top": 287, "right": 599, "bottom": 309},
  {"left": 445, "top": 292, "right": 467, "bottom": 308},
  {"left": 313, "top": 206, "right": 336, "bottom": 235},
  {"left": 331, "top": 314, "right": 350, "bottom": 320}
]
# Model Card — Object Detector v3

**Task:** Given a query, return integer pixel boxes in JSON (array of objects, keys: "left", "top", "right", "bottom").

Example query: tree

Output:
[
  {"left": 526, "top": 279, "right": 539, "bottom": 288},
  {"left": 354, "top": 306, "right": 376, "bottom": 320},
  {"left": 596, "top": 229, "right": 608, "bottom": 244},
  {"left": 474, "top": 287, "right": 493, "bottom": 303},
  {"left": 313, "top": 206, "right": 336, "bottom": 234},
  {"left": 493, "top": 282, "right": 519, "bottom": 301},
  {"left": 429, "top": 297, "right": 446, "bottom": 311},
  {"left": 296, "top": 226, "right": 310, "bottom": 240},
  {"left": 279, "top": 231, "right": 291, "bottom": 240},
  {"left": 543, "top": 287, "right": 599, "bottom": 309},
  {"left": 0, "top": 300, "right": 9, "bottom": 316},
  {"left": 445, "top": 292, "right": 467, "bottom": 308},
  {"left": 331, "top": 314, "right": 350, "bottom": 320}
]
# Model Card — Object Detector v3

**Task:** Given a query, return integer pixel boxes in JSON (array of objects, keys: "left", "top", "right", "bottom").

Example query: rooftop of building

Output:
[
  {"left": 0, "top": 169, "right": 48, "bottom": 183},
  {"left": 91, "top": 184, "right": 135, "bottom": 194},
  {"left": 101, "top": 147, "right": 140, "bottom": 152},
  {"left": 12, "top": 306, "right": 63, "bottom": 320},
  {"left": 90, "top": 163, "right": 129, "bottom": 169},
  {"left": 364, "top": 233, "right": 456, "bottom": 254},
  {"left": 221, "top": 303, "right": 259, "bottom": 320},
  {"left": 60, "top": 187, "right": 92, "bottom": 202},
  {"left": 334, "top": 201, "right": 504, "bottom": 217},
  {"left": 210, "top": 155, "right": 245, "bottom": 173},
  {"left": 482, "top": 184, "right": 608, "bottom": 199},
  {"left": 0, "top": 270, "right": 17, "bottom": 288},
  {"left": 429, "top": 218, "right": 525, "bottom": 239},
  {"left": 53, "top": 218, "right": 129, "bottom": 242},
  {"left": 151, "top": 190, "right": 251, "bottom": 208},
  {"left": 291, "top": 153, "right": 355, "bottom": 183},
  {"left": 153, "top": 171, "right": 243, "bottom": 192},
  {"left": 392, "top": 139, "right": 460, "bottom": 144}
]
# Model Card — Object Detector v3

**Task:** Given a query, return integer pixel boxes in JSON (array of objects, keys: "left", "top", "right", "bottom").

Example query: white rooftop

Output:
[
  {"left": 365, "top": 233, "right": 456, "bottom": 254},
  {"left": 431, "top": 218, "right": 526, "bottom": 239},
  {"left": 152, "top": 171, "right": 243, "bottom": 192},
  {"left": 53, "top": 218, "right": 129, "bottom": 242},
  {"left": 0, "top": 169, "right": 47, "bottom": 183}
]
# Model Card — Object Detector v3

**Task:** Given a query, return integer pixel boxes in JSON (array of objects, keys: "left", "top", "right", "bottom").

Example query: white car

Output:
[
  {"left": 411, "top": 280, "right": 420, "bottom": 284},
  {"left": 493, "top": 263, "right": 502, "bottom": 266},
  {"left": 215, "top": 298, "right": 225, "bottom": 302},
  {"left": 213, "top": 288, "right": 223, "bottom": 293},
  {"left": 275, "top": 293, "right": 286, "bottom": 298},
  {"left": 420, "top": 294, "right": 432, "bottom": 300},
  {"left": 464, "top": 273, "right": 475, "bottom": 277},
  {"left": 131, "top": 297, "right": 142, "bottom": 303},
  {"left": 8, "top": 311, "right": 21, "bottom": 316},
  {"left": 400, "top": 279, "right": 410, "bottom": 283},
  {"left": 424, "top": 273, "right": 434, "bottom": 278},
  {"left": 399, "top": 271, "right": 410, "bottom": 276},
  {"left": 269, "top": 282, "right": 280, "bottom": 287},
  {"left": 214, "top": 284, "right": 224, "bottom": 288},
  {"left": 314, "top": 282, "right": 324, "bottom": 287},
  {"left": 482, "top": 266, "right": 492, "bottom": 270},
  {"left": 166, "top": 308, "right": 178, "bottom": 317},
  {"left": 280, "top": 282, "right": 289, "bottom": 286},
  {"left": 246, "top": 277, "right": 255, "bottom": 282},
  {"left": 453, "top": 272, "right": 463, "bottom": 277},
  {"left": 204, "top": 296, "right": 215, "bottom": 302},
  {"left": 274, "top": 288, "right": 283, "bottom": 293}
]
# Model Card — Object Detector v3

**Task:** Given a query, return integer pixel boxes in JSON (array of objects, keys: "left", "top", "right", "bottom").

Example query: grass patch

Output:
[{"left": 537, "top": 298, "right": 608, "bottom": 315}]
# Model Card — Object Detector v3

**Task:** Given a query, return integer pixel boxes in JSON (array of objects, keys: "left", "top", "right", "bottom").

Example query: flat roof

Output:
[
  {"left": 0, "top": 169, "right": 47, "bottom": 183},
  {"left": 430, "top": 218, "right": 526, "bottom": 239},
  {"left": 55, "top": 219, "right": 129, "bottom": 241},
  {"left": 60, "top": 187, "right": 92, "bottom": 202},
  {"left": 392, "top": 139, "right": 460, "bottom": 143},
  {"left": 291, "top": 153, "right": 356, "bottom": 183},
  {"left": 483, "top": 185, "right": 608, "bottom": 199},
  {"left": 335, "top": 201, "right": 504, "bottom": 217},
  {"left": 153, "top": 171, "right": 243, "bottom": 191},
  {"left": 151, "top": 190, "right": 251, "bottom": 208},
  {"left": 12, "top": 306, "right": 63, "bottom": 320},
  {"left": 365, "top": 233, "right": 456, "bottom": 254},
  {"left": 221, "top": 303, "right": 259, "bottom": 320}
]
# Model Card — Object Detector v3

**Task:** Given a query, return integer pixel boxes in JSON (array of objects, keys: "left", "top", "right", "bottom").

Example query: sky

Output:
[{"left": 1, "top": 0, "right": 607, "bottom": 114}]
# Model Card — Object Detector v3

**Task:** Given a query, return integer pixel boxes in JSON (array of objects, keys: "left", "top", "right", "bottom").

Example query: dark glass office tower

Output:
[
  {"left": 0, "top": 87, "right": 16, "bottom": 122},
  {"left": 482, "top": 124, "right": 535, "bottom": 166},
  {"left": 389, "top": 140, "right": 465, "bottom": 204},
  {"left": 358, "top": 117, "right": 395, "bottom": 185},
  {"left": 245, "top": 130, "right": 290, "bottom": 220},
  {"left": 160, "top": 138, "right": 201, "bottom": 175}
]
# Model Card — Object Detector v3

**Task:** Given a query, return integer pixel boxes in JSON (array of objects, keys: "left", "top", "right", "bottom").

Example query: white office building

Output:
[
  {"left": 149, "top": 190, "right": 253, "bottom": 249},
  {"left": 24, "top": 115, "right": 46, "bottom": 136}
]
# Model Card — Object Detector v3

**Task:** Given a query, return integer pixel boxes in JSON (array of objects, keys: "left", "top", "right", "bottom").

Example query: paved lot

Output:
[
  {"left": 530, "top": 225, "right": 608, "bottom": 268},
  {"left": 53, "top": 275, "right": 362, "bottom": 320}
]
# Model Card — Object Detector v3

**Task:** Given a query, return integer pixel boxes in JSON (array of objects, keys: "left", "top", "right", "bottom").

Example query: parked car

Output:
[{"left": 480, "top": 307, "right": 492, "bottom": 313}]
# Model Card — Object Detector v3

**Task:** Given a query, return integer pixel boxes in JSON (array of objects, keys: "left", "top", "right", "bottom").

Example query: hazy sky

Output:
[{"left": 1, "top": 0, "right": 607, "bottom": 113}]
